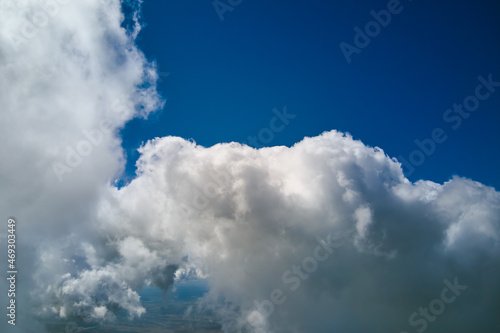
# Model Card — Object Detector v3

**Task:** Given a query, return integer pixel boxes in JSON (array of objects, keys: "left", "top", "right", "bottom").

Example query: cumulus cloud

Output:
[
  {"left": 1, "top": 1, "right": 499, "bottom": 333},
  {"left": 0, "top": 0, "right": 163, "bottom": 330},
  {"left": 95, "top": 132, "right": 499, "bottom": 332}
]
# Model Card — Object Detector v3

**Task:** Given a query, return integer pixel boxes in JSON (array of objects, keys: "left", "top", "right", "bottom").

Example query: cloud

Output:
[
  {"left": 1, "top": 1, "right": 499, "bottom": 333},
  {"left": 0, "top": 0, "right": 163, "bottom": 331},
  {"left": 98, "top": 131, "right": 499, "bottom": 332}
]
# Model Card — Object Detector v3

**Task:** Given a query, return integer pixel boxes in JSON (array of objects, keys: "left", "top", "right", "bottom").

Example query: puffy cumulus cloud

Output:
[
  {"left": 31, "top": 235, "right": 179, "bottom": 323},
  {"left": 1, "top": 1, "right": 499, "bottom": 333},
  {"left": 91, "top": 131, "right": 499, "bottom": 332},
  {"left": 0, "top": 0, "right": 163, "bottom": 331}
]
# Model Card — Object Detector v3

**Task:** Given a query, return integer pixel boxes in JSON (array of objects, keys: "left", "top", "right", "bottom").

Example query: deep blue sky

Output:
[{"left": 120, "top": 0, "right": 500, "bottom": 189}]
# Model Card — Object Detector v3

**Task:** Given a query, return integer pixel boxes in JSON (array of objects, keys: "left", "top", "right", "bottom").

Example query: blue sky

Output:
[{"left": 120, "top": 0, "right": 500, "bottom": 189}]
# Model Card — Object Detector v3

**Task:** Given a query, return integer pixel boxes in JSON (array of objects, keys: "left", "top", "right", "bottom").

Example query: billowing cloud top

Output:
[{"left": 1, "top": 1, "right": 499, "bottom": 333}]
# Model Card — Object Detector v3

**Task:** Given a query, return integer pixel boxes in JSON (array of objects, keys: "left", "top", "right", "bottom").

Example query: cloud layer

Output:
[{"left": 1, "top": 1, "right": 499, "bottom": 333}]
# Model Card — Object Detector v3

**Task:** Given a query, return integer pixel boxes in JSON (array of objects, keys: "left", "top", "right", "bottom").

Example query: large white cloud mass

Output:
[
  {"left": 1, "top": 1, "right": 499, "bottom": 333},
  {"left": 93, "top": 133, "right": 500, "bottom": 333},
  {"left": 0, "top": 0, "right": 162, "bottom": 331}
]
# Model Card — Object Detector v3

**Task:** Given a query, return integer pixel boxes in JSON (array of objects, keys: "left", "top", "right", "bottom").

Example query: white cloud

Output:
[
  {"left": 91, "top": 131, "right": 500, "bottom": 332},
  {"left": 0, "top": 0, "right": 163, "bottom": 330},
  {"left": 1, "top": 1, "right": 499, "bottom": 332}
]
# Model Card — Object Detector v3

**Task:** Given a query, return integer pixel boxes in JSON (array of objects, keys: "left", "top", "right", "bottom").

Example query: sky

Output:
[
  {"left": 120, "top": 0, "right": 500, "bottom": 189},
  {"left": 0, "top": 0, "right": 499, "bottom": 333}
]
